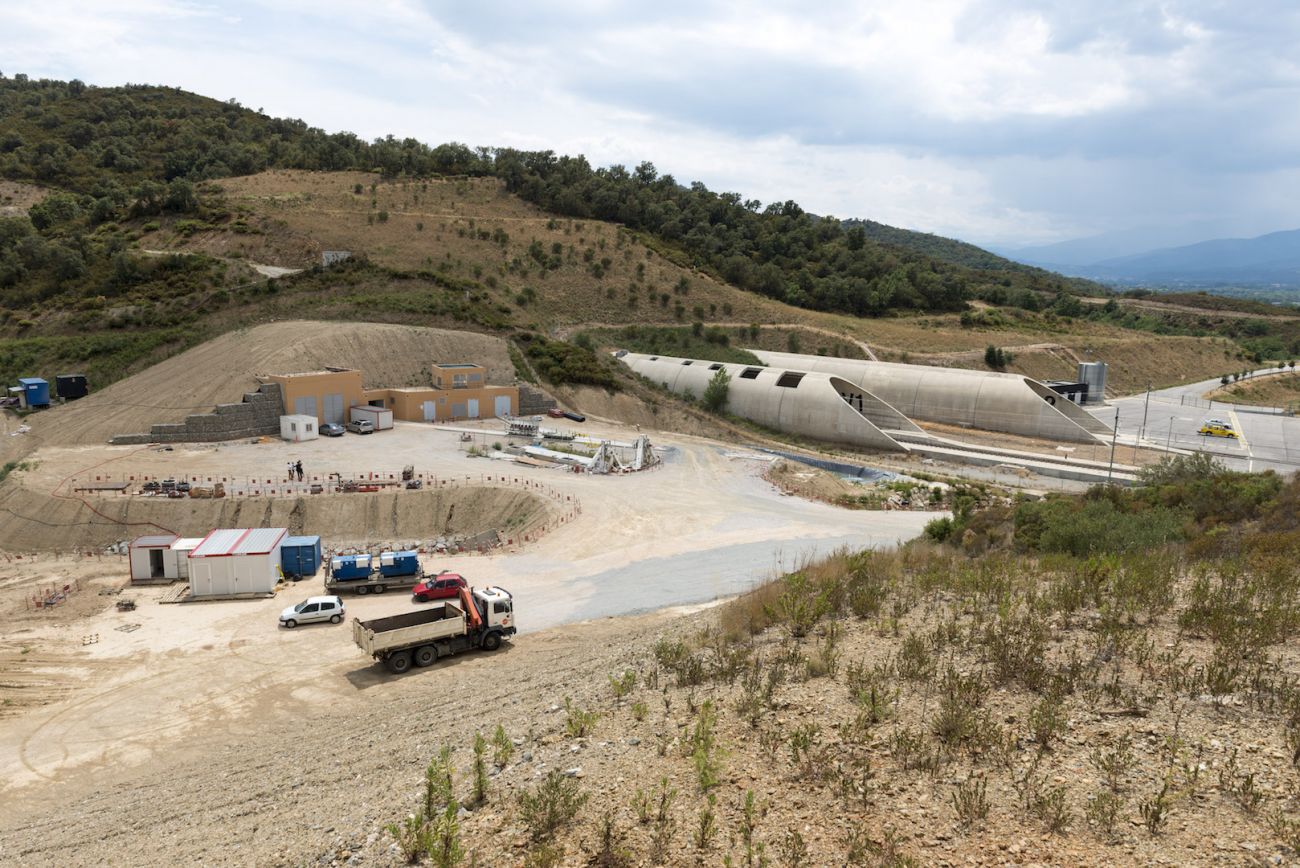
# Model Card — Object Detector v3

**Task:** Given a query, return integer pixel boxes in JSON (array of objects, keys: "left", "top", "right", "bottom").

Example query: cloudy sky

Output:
[{"left": 3, "top": 0, "right": 1298, "bottom": 250}]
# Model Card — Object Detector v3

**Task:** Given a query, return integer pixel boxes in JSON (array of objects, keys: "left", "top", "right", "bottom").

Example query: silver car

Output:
[{"left": 279, "top": 595, "right": 345, "bottom": 628}]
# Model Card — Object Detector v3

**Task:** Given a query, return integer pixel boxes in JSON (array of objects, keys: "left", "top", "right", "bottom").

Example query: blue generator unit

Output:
[
  {"left": 378, "top": 550, "right": 420, "bottom": 578},
  {"left": 281, "top": 535, "right": 323, "bottom": 579},
  {"left": 329, "top": 554, "right": 373, "bottom": 581},
  {"left": 18, "top": 378, "right": 50, "bottom": 408}
]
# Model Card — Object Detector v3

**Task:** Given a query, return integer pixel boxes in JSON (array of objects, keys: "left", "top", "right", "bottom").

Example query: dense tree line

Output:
[{"left": 0, "top": 73, "right": 1097, "bottom": 320}]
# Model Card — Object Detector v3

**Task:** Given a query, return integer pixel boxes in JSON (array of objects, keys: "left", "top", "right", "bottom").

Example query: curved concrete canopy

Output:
[
  {"left": 618, "top": 353, "right": 913, "bottom": 452},
  {"left": 752, "top": 351, "right": 1110, "bottom": 444}
]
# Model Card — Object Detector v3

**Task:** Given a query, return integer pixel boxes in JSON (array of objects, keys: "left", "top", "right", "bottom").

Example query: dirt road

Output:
[{"left": 0, "top": 419, "right": 935, "bottom": 813}]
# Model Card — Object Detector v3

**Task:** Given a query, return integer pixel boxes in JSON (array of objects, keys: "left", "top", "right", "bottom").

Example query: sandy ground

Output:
[{"left": 0, "top": 417, "right": 934, "bottom": 825}]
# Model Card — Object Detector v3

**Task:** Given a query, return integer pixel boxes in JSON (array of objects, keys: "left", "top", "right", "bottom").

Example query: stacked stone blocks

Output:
[{"left": 109, "top": 383, "right": 284, "bottom": 445}]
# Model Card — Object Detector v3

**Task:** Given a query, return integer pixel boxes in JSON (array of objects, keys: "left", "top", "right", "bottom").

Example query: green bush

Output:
[
  {"left": 1014, "top": 497, "right": 1184, "bottom": 556},
  {"left": 522, "top": 335, "right": 620, "bottom": 390}
]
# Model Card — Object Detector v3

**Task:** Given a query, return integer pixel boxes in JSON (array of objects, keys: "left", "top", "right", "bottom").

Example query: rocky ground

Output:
[{"left": 6, "top": 542, "right": 1300, "bottom": 866}]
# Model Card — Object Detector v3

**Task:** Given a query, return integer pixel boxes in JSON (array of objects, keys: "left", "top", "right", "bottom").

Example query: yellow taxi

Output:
[{"left": 1198, "top": 419, "right": 1237, "bottom": 438}]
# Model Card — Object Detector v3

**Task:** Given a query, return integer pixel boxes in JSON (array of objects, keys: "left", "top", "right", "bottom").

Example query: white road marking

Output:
[{"left": 1228, "top": 407, "right": 1250, "bottom": 452}]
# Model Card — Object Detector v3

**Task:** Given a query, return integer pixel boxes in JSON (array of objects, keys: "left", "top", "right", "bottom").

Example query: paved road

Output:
[{"left": 1087, "top": 369, "right": 1300, "bottom": 474}]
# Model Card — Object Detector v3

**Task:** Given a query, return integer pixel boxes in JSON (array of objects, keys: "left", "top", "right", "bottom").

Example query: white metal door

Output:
[
  {"left": 294, "top": 396, "right": 317, "bottom": 417},
  {"left": 423, "top": 401, "right": 437, "bottom": 422},
  {"left": 467, "top": 398, "right": 479, "bottom": 419},
  {"left": 494, "top": 395, "right": 511, "bottom": 417}
]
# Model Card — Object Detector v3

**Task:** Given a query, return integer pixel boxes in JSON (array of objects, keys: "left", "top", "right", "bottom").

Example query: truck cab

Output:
[{"left": 475, "top": 586, "right": 515, "bottom": 635}]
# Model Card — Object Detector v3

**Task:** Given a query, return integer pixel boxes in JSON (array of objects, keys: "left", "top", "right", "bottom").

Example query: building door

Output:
[
  {"left": 451, "top": 403, "right": 466, "bottom": 419},
  {"left": 149, "top": 548, "right": 165, "bottom": 578},
  {"left": 494, "top": 395, "right": 512, "bottom": 417},
  {"left": 323, "top": 393, "right": 344, "bottom": 424},
  {"left": 467, "top": 398, "right": 479, "bottom": 419},
  {"left": 422, "top": 401, "right": 437, "bottom": 422},
  {"left": 294, "top": 396, "right": 318, "bottom": 418}
]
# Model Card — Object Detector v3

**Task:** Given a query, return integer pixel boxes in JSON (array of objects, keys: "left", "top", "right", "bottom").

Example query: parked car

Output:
[
  {"left": 1199, "top": 421, "right": 1237, "bottom": 438},
  {"left": 348, "top": 419, "right": 375, "bottom": 435},
  {"left": 547, "top": 408, "right": 566, "bottom": 418},
  {"left": 279, "top": 595, "right": 345, "bottom": 628},
  {"left": 411, "top": 572, "right": 468, "bottom": 602},
  {"left": 321, "top": 422, "right": 345, "bottom": 437}
]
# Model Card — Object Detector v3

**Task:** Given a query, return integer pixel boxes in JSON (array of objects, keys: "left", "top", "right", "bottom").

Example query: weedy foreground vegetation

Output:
[{"left": 383, "top": 454, "right": 1300, "bottom": 865}]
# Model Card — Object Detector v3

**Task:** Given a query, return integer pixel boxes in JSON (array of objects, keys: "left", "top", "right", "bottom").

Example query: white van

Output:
[{"left": 279, "top": 595, "right": 345, "bottom": 628}]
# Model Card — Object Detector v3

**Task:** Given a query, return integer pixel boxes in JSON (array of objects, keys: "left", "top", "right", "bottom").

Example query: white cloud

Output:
[{"left": 1, "top": 0, "right": 1297, "bottom": 246}]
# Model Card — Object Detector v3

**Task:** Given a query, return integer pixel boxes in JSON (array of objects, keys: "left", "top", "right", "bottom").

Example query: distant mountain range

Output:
[{"left": 1001, "top": 228, "right": 1300, "bottom": 287}]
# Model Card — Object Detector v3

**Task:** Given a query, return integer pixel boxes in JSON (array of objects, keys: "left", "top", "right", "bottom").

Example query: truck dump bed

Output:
[{"left": 352, "top": 602, "right": 467, "bottom": 656}]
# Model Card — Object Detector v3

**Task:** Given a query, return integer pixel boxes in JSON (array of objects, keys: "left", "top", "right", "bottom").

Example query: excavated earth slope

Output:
[
  {"left": 14, "top": 321, "right": 514, "bottom": 449},
  {"left": 0, "top": 484, "right": 550, "bottom": 551}
]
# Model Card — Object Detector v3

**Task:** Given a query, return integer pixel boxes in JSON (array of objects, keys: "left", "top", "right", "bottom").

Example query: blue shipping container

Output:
[
  {"left": 281, "top": 535, "right": 322, "bottom": 578},
  {"left": 18, "top": 378, "right": 49, "bottom": 408},
  {"left": 330, "top": 554, "right": 373, "bottom": 581},
  {"left": 379, "top": 550, "right": 420, "bottom": 578}
]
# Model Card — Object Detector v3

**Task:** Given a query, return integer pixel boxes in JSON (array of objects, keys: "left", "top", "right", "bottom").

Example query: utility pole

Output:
[
  {"left": 1107, "top": 407, "right": 1120, "bottom": 485},
  {"left": 1166, "top": 416, "right": 1174, "bottom": 452},
  {"left": 1139, "top": 384, "right": 1151, "bottom": 442}
]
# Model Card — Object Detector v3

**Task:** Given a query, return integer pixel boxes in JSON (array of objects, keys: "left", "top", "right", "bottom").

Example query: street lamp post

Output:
[{"left": 1166, "top": 416, "right": 1174, "bottom": 452}]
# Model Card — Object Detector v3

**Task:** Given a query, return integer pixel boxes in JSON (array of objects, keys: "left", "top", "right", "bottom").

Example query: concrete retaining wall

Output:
[{"left": 518, "top": 385, "right": 558, "bottom": 416}]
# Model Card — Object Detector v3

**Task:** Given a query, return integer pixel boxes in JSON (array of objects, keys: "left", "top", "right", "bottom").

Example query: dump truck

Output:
[
  {"left": 352, "top": 586, "right": 515, "bottom": 673},
  {"left": 325, "top": 551, "right": 423, "bottom": 595}
]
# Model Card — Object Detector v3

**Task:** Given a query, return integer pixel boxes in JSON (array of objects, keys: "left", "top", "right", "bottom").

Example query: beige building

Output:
[
  {"left": 268, "top": 363, "right": 516, "bottom": 425},
  {"left": 268, "top": 369, "right": 366, "bottom": 426}
]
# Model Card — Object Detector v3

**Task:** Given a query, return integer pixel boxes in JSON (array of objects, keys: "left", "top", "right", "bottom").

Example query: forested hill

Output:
[
  {"left": 0, "top": 73, "right": 1100, "bottom": 319},
  {"left": 844, "top": 218, "right": 1039, "bottom": 274}
]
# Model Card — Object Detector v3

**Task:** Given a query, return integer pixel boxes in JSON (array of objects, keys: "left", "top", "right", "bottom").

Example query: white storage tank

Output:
[
  {"left": 280, "top": 414, "right": 319, "bottom": 442},
  {"left": 187, "top": 528, "right": 288, "bottom": 597},
  {"left": 1076, "top": 362, "right": 1108, "bottom": 404}
]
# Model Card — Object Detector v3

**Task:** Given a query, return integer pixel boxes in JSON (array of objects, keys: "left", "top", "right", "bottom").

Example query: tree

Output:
[
  {"left": 984, "top": 345, "right": 1012, "bottom": 370},
  {"left": 702, "top": 367, "right": 731, "bottom": 413}
]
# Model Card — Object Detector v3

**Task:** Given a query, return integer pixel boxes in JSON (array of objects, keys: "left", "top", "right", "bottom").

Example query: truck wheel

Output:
[
  {"left": 373, "top": 584, "right": 387, "bottom": 594},
  {"left": 482, "top": 632, "right": 502, "bottom": 651},
  {"left": 414, "top": 645, "right": 437, "bottom": 667},
  {"left": 386, "top": 651, "right": 412, "bottom": 674},
  {"left": 283, "top": 619, "right": 297, "bottom": 629},
  {"left": 356, "top": 585, "right": 370, "bottom": 595},
  {"left": 330, "top": 614, "right": 342, "bottom": 624}
]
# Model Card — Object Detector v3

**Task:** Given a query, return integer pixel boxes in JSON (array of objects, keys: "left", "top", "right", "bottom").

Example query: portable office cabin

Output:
[
  {"left": 279, "top": 414, "right": 319, "bottom": 442},
  {"left": 187, "top": 527, "right": 288, "bottom": 597},
  {"left": 169, "top": 538, "right": 204, "bottom": 579},
  {"left": 281, "top": 535, "right": 323, "bottom": 579},
  {"left": 129, "top": 534, "right": 181, "bottom": 584},
  {"left": 349, "top": 405, "right": 394, "bottom": 430},
  {"left": 17, "top": 378, "right": 50, "bottom": 408}
]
